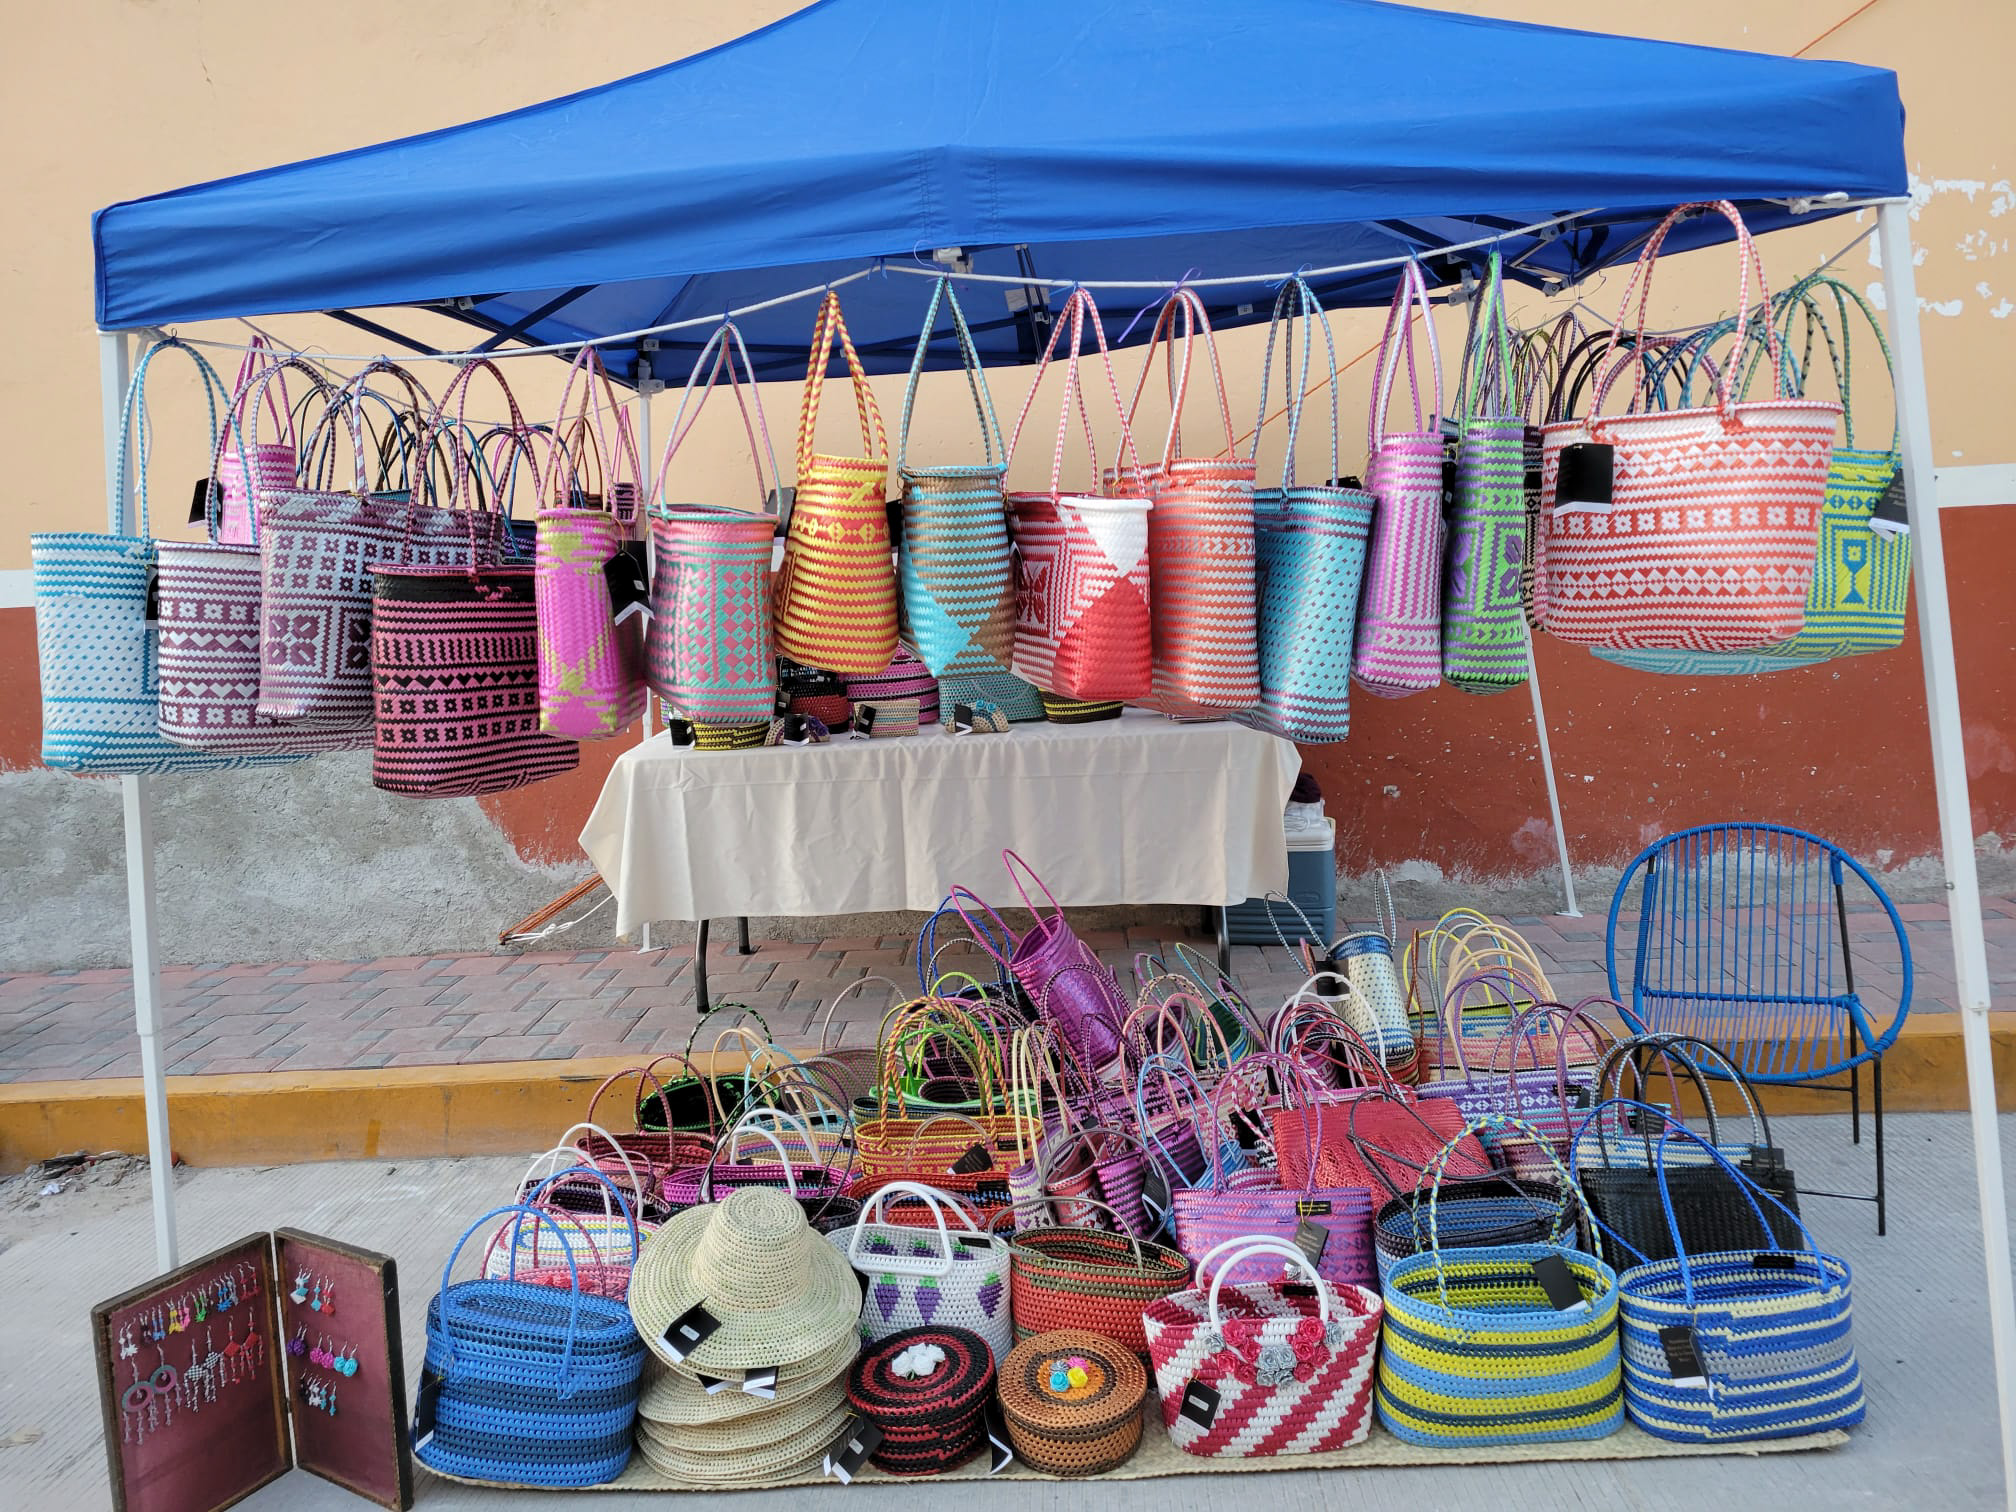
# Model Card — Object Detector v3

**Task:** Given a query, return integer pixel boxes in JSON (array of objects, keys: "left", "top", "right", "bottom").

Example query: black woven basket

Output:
[
  {"left": 1373, "top": 1176, "right": 1574, "bottom": 1273},
  {"left": 1580, "top": 1151, "right": 1803, "bottom": 1268},
  {"left": 845, "top": 1325, "right": 995, "bottom": 1476}
]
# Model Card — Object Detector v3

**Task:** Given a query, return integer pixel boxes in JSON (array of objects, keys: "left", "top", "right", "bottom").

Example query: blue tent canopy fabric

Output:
[{"left": 91, "top": 0, "right": 1906, "bottom": 384}]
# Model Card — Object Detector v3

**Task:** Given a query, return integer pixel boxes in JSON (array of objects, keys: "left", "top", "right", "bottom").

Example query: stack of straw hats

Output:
[{"left": 628, "top": 1186, "right": 863, "bottom": 1485}]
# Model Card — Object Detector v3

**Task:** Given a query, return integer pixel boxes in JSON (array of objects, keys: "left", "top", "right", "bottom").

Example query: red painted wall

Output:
[{"left": 9, "top": 504, "right": 2012, "bottom": 875}]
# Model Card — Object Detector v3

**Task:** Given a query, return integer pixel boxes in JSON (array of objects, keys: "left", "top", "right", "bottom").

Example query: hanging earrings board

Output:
[{"left": 90, "top": 1230, "right": 412, "bottom": 1512}]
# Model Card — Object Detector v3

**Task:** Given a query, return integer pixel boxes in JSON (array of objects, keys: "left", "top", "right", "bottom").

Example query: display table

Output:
[{"left": 579, "top": 711, "right": 1301, "bottom": 1005}]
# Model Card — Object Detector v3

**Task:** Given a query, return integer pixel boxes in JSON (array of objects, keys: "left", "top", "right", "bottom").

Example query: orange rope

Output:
[{"left": 1796, "top": 0, "right": 1884, "bottom": 55}]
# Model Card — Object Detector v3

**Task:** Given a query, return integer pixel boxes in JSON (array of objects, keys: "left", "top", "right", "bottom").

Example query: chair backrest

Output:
[{"left": 1605, "top": 822, "right": 1912, "bottom": 1081}]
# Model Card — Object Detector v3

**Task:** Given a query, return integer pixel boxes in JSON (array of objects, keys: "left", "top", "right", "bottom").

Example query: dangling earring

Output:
[
  {"left": 325, "top": 1380, "right": 337, "bottom": 1417},
  {"left": 289, "top": 1326, "right": 307, "bottom": 1358},
  {"left": 118, "top": 1324, "right": 137, "bottom": 1360},
  {"left": 340, "top": 1345, "right": 359, "bottom": 1379},
  {"left": 291, "top": 1269, "right": 309, "bottom": 1305},
  {"left": 309, "top": 1276, "right": 324, "bottom": 1312}
]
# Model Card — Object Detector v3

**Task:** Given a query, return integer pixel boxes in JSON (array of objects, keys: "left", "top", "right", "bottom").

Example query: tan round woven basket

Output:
[{"left": 997, "top": 1328, "right": 1146, "bottom": 1477}]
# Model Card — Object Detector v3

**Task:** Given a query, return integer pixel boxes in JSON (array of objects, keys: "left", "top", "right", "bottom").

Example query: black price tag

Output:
[
  {"left": 1748, "top": 1145, "right": 1789, "bottom": 1176},
  {"left": 1751, "top": 1252, "right": 1800, "bottom": 1272},
  {"left": 1870, "top": 467, "right": 1910, "bottom": 536},
  {"left": 667, "top": 718, "right": 697, "bottom": 747},
  {"left": 823, "top": 1415, "right": 884, "bottom": 1483},
  {"left": 768, "top": 486, "right": 796, "bottom": 537},
  {"left": 1292, "top": 1217, "right": 1330, "bottom": 1264},
  {"left": 1554, "top": 442, "right": 1615, "bottom": 511},
  {"left": 697, "top": 1372, "right": 735, "bottom": 1395},
  {"left": 660, "top": 1302, "right": 720, "bottom": 1362},
  {"left": 950, "top": 701, "right": 976, "bottom": 734},
  {"left": 604, "top": 542, "right": 652, "bottom": 624},
  {"left": 143, "top": 564, "right": 161, "bottom": 627},
  {"left": 411, "top": 1368, "right": 442, "bottom": 1449},
  {"left": 741, "top": 1365, "right": 778, "bottom": 1399},
  {"left": 852, "top": 704, "right": 877, "bottom": 740},
  {"left": 1328, "top": 474, "right": 1363, "bottom": 491},
  {"left": 1530, "top": 1253, "right": 1584, "bottom": 1311},
  {"left": 779, "top": 713, "right": 813, "bottom": 746},
  {"left": 955, "top": 1233, "right": 995, "bottom": 1252},
  {"left": 1280, "top": 1281, "right": 1319, "bottom": 1299},
  {"left": 949, "top": 1142, "right": 993, "bottom": 1175},
  {"left": 984, "top": 1399, "right": 1015, "bottom": 1475},
  {"left": 1178, "top": 1379, "right": 1221, "bottom": 1429},
  {"left": 1139, "top": 1161, "right": 1172, "bottom": 1228},
  {"left": 1440, "top": 454, "right": 1460, "bottom": 520},
  {"left": 188, "top": 478, "right": 218, "bottom": 526},
  {"left": 1660, "top": 1324, "right": 1708, "bottom": 1388}
]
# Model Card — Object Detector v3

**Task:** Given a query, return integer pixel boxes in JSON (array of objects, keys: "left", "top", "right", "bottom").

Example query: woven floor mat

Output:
[{"left": 424, "top": 1413, "right": 1849, "bottom": 1492}]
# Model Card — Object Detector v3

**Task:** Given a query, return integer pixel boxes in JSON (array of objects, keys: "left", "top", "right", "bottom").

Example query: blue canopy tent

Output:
[
  {"left": 93, "top": 0, "right": 1908, "bottom": 382},
  {"left": 85, "top": 5, "right": 2012, "bottom": 1495}
]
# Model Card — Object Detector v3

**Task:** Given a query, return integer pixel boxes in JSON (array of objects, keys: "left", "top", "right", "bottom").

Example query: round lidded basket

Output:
[
  {"left": 996, "top": 1328, "right": 1146, "bottom": 1477},
  {"left": 846, "top": 1325, "right": 997, "bottom": 1476}
]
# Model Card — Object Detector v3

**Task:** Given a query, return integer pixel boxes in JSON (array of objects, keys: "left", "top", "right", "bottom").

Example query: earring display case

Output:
[{"left": 90, "top": 1229, "right": 411, "bottom": 1512}]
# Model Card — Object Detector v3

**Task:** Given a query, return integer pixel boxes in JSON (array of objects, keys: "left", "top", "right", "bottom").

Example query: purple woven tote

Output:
[
  {"left": 949, "top": 860, "right": 1125, "bottom": 1072},
  {"left": 535, "top": 346, "right": 647, "bottom": 739},
  {"left": 369, "top": 565, "right": 580, "bottom": 798},
  {"left": 1170, "top": 1055, "right": 1378, "bottom": 1289},
  {"left": 1352, "top": 263, "right": 1446, "bottom": 698},
  {"left": 215, "top": 337, "right": 298, "bottom": 547},
  {"left": 645, "top": 322, "right": 783, "bottom": 725},
  {"left": 157, "top": 356, "right": 367, "bottom": 756},
  {"left": 257, "top": 361, "right": 506, "bottom": 728}
]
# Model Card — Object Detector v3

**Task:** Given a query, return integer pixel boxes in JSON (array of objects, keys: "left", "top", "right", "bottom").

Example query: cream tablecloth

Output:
[{"left": 579, "top": 710, "right": 1301, "bottom": 935}]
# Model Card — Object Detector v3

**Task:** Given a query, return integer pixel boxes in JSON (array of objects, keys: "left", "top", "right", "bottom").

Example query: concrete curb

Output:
[{"left": 3, "top": 1015, "right": 2010, "bottom": 1172}]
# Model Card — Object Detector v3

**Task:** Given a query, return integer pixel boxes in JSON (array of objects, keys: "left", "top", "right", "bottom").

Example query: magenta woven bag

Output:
[
  {"left": 1352, "top": 263, "right": 1447, "bottom": 697},
  {"left": 215, "top": 337, "right": 298, "bottom": 546},
  {"left": 1170, "top": 1056, "right": 1378, "bottom": 1290},
  {"left": 952, "top": 853, "right": 1126, "bottom": 1071},
  {"left": 370, "top": 564, "right": 579, "bottom": 798},
  {"left": 844, "top": 644, "right": 941, "bottom": 726},
  {"left": 1111, "top": 291, "right": 1258, "bottom": 715},
  {"left": 257, "top": 362, "right": 506, "bottom": 728},
  {"left": 535, "top": 346, "right": 646, "bottom": 739},
  {"left": 1004, "top": 288, "right": 1153, "bottom": 704},
  {"left": 645, "top": 321, "right": 784, "bottom": 724},
  {"left": 156, "top": 356, "right": 369, "bottom": 756}
]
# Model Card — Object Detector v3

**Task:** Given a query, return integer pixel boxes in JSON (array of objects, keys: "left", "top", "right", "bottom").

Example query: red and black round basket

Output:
[{"left": 844, "top": 1325, "right": 997, "bottom": 1476}]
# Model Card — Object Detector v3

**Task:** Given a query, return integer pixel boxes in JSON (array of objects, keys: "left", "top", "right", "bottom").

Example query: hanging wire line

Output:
[
  {"left": 133, "top": 199, "right": 1899, "bottom": 369},
  {"left": 1797, "top": 0, "right": 1887, "bottom": 56}
]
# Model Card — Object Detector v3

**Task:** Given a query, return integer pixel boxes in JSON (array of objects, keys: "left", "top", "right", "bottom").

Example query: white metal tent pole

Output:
[
  {"left": 100, "top": 329, "right": 179, "bottom": 1272},
  {"left": 1877, "top": 202, "right": 2014, "bottom": 1507},
  {"left": 634, "top": 359, "right": 657, "bottom": 955},
  {"left": 1522, "top": 628, "right": 1580, "bottom": 917}
]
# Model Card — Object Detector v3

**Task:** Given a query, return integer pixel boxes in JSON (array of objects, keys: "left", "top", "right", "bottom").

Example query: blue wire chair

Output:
[{"left": 1605, "top": 822, "right": 1911, "bottom": 1233}]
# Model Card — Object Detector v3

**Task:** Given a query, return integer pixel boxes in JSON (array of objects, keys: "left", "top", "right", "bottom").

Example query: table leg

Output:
[
  {"left": 1216, "top": 906, "right": 1232, "bottom": 982},
  {"left": 737, "top": 916, "right": 752, "bottom": 955},
  {"left": 693, "top": 919, "right": 711, "bottom": 1014}
]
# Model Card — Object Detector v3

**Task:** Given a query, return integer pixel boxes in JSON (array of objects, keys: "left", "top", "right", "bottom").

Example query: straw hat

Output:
[
  {"left": 635, "top": 1383, "right": 852, "bottom": 1485},
  {"left": 638, "top": 1327, "right": 861, "bottom": 1426},
  {"left": 629, "top": 1186, "right": 861, "bottom": 1376}
]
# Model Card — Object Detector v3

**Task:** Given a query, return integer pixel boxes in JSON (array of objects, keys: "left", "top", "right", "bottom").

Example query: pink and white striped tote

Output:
[
  {"left": 1539, "top": 202, "right": 1841, "bottom": 652},
  {"left": 1352, "top": 262, "right": 1446, "bottom": 697},
  {"left": 1110, "top": 289, "right": 1257, "bottom": 716}
]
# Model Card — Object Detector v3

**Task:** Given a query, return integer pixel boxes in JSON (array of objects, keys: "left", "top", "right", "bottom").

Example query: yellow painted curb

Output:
[{"left": 1, "top": 1017, "right": 2009, "bottom": 1173}]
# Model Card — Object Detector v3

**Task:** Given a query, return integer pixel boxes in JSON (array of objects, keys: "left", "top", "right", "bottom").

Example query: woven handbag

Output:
[
  {"left": 833, "top": 1181, "right": 1014, "bottom": 1362},
  {"left": 938, "top": 669, "right": 1045, "bottom": 722},
  {"left": 1595, "top": 274, "right": 1910, "bottom": 674},
  {"left": 1372, "top": 1174, "right": 1575, "bottom": 1285},
  {"left": 1269, "top": 1075, "right": 1494, "bottom": 1197},
  {"left": 659, "top": 1114, "right": 850, "bottom": 1213},
  {"left": 369, "top": 563, "right": 580, "bottom": 796},
  {"left": 1574, "top": 1062, "right": 1803, "bottom": 1270},
  {"left": 1005, "top": 287, "right": 1154, "bottom": 703},
  {"left": 579, "top": 1061, "right": 718, "bottom": 1182},
  {"left": 1171, "top": 1055, "right": 1379, "bottom": 1291},
  {"left": 1144, "top": 1238, "right": 1382, "bottom": 1458},
  {"left": 1540, "top": 202, "right": 1841, "bottom": 650},
  {"left": 1376, "top": 1115, "right": 1624, "bottom": 1447},
  {"left": 535, "top": 345, "right": 646, "bottom": 739},
  {"left": 1110, "top": 288, "right": 1259, "bottom": 714},
  {"left": 416, "top": 1203, "right": 647, "bottom": 1488},
  {"left": 951, "top": 859, "right": 1126, "bottom": 1072},
  {"left": 1039, "top": 693, "right": 1123, "bottom": 723},
  {"left": 896, "top": 277, "right": 1015, "bottom": 678},
  {"left": 1443, "top": 253, "right": 1531, "bottom": 692},
  {"left": 773, "top": 290, "right": 896, "bottom": 675},
  {"left": 497, "top": 1168, "right": 650, "bottom": 1301},
  {"left": 997, "top": 1329, "right": 1147, "bottom": 1476},
  {"left": 258, "top": 361, "right": 509, "bottom": 726},
  {"left": 1249, "top": 277, "right": 1375, "bottom": 742},
  {"left": 156, "top": 356, "right": 367, "bottom": 757},
  {"left": 844, "top": 643, "right": 941, "bottom": 725},
  {"left": 1602, "top": 1110, "right": 1864, "bottom": 1442},
  {"left": 1353, "top": 261, "right": 1446, "bottom": 697},
  {"left": 213, "top": 337, "right": 299, "bottom": 545},
  {"left": 1009, "top": 1218, "right": 1192, "bottom": 1356},
  {"left": 645, "top": 321, "right": 783, "bottom": 724}
]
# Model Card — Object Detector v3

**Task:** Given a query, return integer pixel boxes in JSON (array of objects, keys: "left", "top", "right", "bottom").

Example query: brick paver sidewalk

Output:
[{"left": 2, "top": 903, "right": 2009, "bottom": 1084}]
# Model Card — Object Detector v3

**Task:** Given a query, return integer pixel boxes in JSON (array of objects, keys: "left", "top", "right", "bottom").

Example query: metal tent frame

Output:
[{"left": 90, "top": 200, "right": 2012, "bottom": 1502}]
